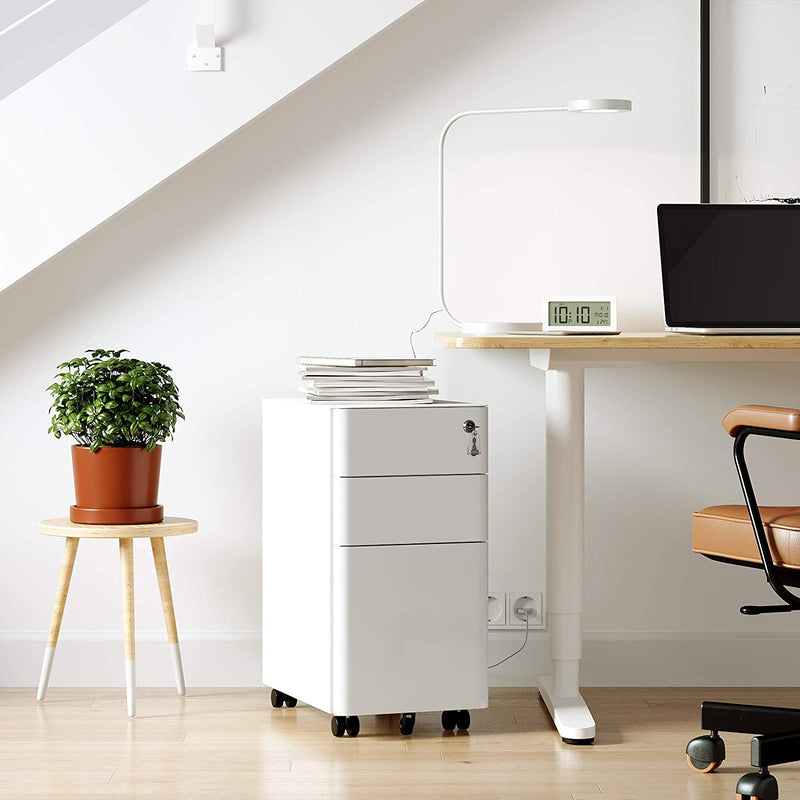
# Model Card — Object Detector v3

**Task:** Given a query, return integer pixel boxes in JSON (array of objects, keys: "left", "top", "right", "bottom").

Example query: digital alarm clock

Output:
[{"left": 542, "top": 296, "right": 620, "bottom": 334}]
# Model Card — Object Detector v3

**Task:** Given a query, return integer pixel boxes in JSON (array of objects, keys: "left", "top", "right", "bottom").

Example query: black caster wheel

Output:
[
  {"left": 687, "top": 754, "right": 723, "bottom": 774},
  {"left": 441, "top": 710, "right": 457, "bottom": 731},
  {"left": 735, "top": 771, "right": 778, "bottom": 800},
  {"left": 345, "top": 716, "right": 360, "bottom": 737},
  {"left": 284, "top": 694, "right": 298, "bottom": 708},
  {"left": 456, "top": 710, "right": 471, "bottom": 731},
  {"left": 685, "top": 733, "right": 725, "bottom": 774},
  {"left": 331, "top": 716, "right": 346, "bottom": 737},
  {"left": 399, "top": 713, "right": 416, "bottom": 736},
  {"left": 270, "top": 688, "right": 285, "bottom": 708}
]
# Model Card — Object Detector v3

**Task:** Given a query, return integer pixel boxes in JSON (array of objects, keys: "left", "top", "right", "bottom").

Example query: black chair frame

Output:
[
  {"left": 732, "top": 425, "right": 800, "bottom": 612},
  {"left": 688, "top": 425, "right": 800, "bottom": 800}
]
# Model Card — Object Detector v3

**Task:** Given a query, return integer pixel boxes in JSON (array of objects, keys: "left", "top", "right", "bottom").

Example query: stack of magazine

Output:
[{"left": 298, "top": 356, "right": 437, "bottom": 405}]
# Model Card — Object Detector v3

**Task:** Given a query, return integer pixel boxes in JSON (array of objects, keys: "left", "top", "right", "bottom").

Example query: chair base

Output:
[{"left": 688, "top": 701, "right": 800, "bottom": 799}]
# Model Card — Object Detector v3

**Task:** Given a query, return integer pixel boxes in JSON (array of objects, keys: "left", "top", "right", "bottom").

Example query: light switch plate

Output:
[{"left": 188, "top": 46, "right": 223, "bottom": 71}]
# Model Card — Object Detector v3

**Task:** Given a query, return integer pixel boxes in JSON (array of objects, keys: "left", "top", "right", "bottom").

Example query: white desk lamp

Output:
[{"left": 438, "top": 98, "right": 632, "bottom": 335}]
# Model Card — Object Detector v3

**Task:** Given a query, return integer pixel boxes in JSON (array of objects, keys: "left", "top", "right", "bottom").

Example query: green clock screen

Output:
[{"left": 548, "top": 301, "right": 611, "bottom": 327}]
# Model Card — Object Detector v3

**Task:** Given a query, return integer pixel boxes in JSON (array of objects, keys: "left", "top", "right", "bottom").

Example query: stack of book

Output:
[{"left": 298, "top": 356, "right": 437, "bottom": 404}]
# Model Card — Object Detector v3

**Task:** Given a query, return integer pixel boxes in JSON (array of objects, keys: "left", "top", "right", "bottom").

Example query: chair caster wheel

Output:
[
  {"left": 686, "top": 733, "right": 725, "bottom": 773},
  {"left": 736, "top": 771, "right": 778, "bottom": 800},
  {"left": 345, "top": 716, "right": 360, "bottom": 737},
  {"left": 284, "top": 694, "right": 298, "bottom": 708},
  {"left": 399, "top": 713, "right": 416, "bottom": 736},
  {"left": 331, "top": 716, "right": 346, "bottom": 737},
  {"left": 442, "top": 710, "right": 457, "bottom": 731},
  {"left": 456, "top": 709, "right": 470, "bottom": 730},
  {"left": 270, "top": 688, "right": 285, "bottom": 708},
  {"left": 687, "top": 754, "right": 722, "bottom": 773}
]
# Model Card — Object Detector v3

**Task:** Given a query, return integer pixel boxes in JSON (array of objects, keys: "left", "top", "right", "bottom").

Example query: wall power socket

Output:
[
  {"left": 488, "top": 592, "right": 544, "bottom": 629},
  {"left": 508, "top": 592, "right": 544, "bottom": 629},
  {"left": 488, "top": 593, "right": 507, "bottom": 626}
]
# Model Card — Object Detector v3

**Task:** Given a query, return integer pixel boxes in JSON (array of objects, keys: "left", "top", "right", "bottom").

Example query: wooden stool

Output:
[{"left": 36, "top": 517, "right": 197, "bottom": 717}]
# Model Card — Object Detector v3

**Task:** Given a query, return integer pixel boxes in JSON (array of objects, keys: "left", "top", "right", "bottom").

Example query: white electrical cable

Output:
[
  {"left": 409, "top": 308, "right": 442, "bottom": 358},
  {"left": 489, "top": 610, "right": 531, "bottom": 669}
]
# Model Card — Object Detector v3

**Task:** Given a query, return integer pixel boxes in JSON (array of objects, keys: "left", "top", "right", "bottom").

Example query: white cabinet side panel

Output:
[
  {"left": 262, "top": 400, "right": 332, "bottom": 712},
  {"left": 333, "top": 475, "right": 487, "bottom": 546},
  {"left": 332, "top": 405, "right": 488, "bottom": 476},
  {"left": 332, "top": 543, "right": 488, "bottom": 716}
]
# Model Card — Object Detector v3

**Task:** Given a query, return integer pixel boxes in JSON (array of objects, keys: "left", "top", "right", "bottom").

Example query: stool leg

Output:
[
  {"left": 151, "top": 537, "right": 186, "bottom": 696},
  {"left": 119, "top": 538, "right": 135, "bottom": 718},
  {"left": 37, "top": 537, "right": 79, "bottom": 701}
]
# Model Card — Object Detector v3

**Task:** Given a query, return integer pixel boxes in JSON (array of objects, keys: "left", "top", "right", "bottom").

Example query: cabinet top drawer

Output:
[{"left": 332, "top": 405, "right": 487, "bottom": 477}]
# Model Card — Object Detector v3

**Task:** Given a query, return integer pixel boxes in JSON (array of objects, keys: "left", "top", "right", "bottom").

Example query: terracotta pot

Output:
[{"left": 70, "top": 445, "right": 164, "bottom": 524}]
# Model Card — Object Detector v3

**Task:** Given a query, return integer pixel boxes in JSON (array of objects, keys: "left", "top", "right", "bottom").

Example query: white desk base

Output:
[
  {"left": 538, "top": 675, "right": 595, "bottom": 743},
  {"left": 529, "top": 347, "right": 800, "bottom": 745}
]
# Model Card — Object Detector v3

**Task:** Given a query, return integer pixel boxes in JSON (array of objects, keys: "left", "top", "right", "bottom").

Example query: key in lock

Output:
[{"left": 463, "top": 419, "right": 481, "bottom": 457}]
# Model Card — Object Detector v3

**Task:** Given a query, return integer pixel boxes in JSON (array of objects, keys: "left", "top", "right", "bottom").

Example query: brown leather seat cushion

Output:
[{"left": 693, "top": 505, "right": 800, "bottom": 570}]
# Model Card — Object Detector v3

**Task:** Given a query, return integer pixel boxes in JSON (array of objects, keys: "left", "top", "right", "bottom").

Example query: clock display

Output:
[{"left": 548, "top": 301, "right": 612, "bottom": 327}]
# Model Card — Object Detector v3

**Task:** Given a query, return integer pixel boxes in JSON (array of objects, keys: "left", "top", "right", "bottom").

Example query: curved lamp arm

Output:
[
  {"left": 438, "top": 106, "right": 566, "bottom": 327},
  {"left": 437, "top": 99, "right": 632, "bottom": 329}
]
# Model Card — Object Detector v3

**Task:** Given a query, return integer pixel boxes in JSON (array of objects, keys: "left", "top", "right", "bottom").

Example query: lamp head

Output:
[{"left": 567, "top": 98, "right": 632, "bottom": 113}]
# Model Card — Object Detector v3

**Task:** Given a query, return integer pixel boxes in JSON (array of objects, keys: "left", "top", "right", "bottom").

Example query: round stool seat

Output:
[{"left": 38, "top": 517, "right": 197, "bottom": 539}]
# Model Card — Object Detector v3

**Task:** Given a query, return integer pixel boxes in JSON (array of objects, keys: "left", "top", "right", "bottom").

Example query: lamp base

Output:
[{"left": 460, "top": 321, "right": 565, "bottom": 336}]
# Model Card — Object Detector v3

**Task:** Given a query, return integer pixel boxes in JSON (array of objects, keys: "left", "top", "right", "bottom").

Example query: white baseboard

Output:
[
  {"left": 3, "top": 631, "right": 799, "bottom": 688},
  {"left": 0, "top": 632, "right": 261, "bottom": 687},
  {"left": 489, "top": 630, "right": 800, "bottom": 688}
]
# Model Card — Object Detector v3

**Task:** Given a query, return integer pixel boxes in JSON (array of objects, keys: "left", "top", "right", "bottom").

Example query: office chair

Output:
[{"left": 687, "top": 405, "right": 800, "bottom": 800}]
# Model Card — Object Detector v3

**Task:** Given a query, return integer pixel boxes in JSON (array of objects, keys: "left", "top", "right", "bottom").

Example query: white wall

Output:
[
  {"left": 0, "top": 0, "right": 422, "bottom": 291},
  {"left": 3, "top": 0, "right": 800, "bottom": 689},
  {"left": 1, "top": 1, "right": 50, "bottom": 30},
  {"left": 710, "top": 0, "right": 800, "bottom": 202},
  {"left": 0, "top": 0, "right": 150, "bottom": 101}
]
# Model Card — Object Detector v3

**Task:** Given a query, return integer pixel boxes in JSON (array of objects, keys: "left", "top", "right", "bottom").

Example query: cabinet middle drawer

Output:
[{"left": 333, "top": 474, "right": 487, "bottom": 547}]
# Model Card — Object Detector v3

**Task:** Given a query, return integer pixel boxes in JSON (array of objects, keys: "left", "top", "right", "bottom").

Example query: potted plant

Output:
[{"left": 47, "top": 349, "right": 184, "bottom": 524}]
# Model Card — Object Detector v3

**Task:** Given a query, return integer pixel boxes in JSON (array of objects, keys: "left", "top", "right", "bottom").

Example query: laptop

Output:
[{"left": 658, "top": 203, "right": 800, "bottom": 334}]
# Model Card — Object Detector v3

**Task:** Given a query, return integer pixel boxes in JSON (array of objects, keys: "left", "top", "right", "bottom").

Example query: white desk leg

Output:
[{"left": 537, "top": 363, "right": 596, "bottom": 744}]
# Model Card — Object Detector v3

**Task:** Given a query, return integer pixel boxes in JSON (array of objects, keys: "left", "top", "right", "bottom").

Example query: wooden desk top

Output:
[{"left": 435, "top": 331, "right": 800, "bottom": 350}]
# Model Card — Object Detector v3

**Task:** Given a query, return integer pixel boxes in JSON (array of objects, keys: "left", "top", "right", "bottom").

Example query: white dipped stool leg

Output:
[
  {"left": 37, "top": 537, "right": 79, "bottom": 701},
  {"left": 170, "top": 643, "right": 186, "bottom": 696},
  {"left": 119, "top": 538, "right": 136, "bottom": 717},
  {"left": 151, "top": 537, "right": 186, "bottom": 696},
  {"left": 125, "top": 659, "right": 136, "bottom": 717}
]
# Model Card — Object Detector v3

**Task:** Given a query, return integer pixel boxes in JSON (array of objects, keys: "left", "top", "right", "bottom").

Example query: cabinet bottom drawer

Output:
[{"left": 332, "top": 542, "right": 488, "bottom": 716}]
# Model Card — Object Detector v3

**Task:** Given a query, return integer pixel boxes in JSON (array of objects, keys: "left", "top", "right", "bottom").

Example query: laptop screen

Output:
[{"left": 658, "top": 204, "right": 800, "bottom": 328}]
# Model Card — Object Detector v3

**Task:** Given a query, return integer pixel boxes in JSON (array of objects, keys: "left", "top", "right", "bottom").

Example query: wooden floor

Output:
[{"left": 4, "top": 687, "right": 800, "bottom": 799}]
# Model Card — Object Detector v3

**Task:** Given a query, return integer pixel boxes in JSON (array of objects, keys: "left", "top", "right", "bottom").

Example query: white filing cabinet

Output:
[{"left": 262, "top": 399, "right": 488, "bottom": 737}]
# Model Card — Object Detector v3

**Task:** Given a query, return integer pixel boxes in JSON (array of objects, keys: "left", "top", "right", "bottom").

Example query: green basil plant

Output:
[{"left": 47, "top": 349, "right": 184, "bottom": 453}]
